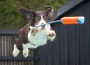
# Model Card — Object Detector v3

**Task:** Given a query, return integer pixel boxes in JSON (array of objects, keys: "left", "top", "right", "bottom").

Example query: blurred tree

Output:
[{"left": 0, "top": 0, "right": 69, "bottom": 28}]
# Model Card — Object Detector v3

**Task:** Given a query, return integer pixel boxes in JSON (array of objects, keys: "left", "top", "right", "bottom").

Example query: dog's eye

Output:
[
  {"left": 43, "top": 16, "right": 48, "bottom": 21},
  {"left": 35, "top": 17, "right": 41, "bottom": 21}
]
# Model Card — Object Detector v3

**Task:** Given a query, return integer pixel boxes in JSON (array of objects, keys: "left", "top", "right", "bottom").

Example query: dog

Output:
[{"left": 12, "top": 7, "right": 56, "bottom": 57}]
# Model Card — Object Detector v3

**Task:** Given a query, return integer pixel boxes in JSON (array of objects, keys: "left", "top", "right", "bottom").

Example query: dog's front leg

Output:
[
  {"left": 22, "top": 44, "right": 29, "bottom": 57},
  {"left": 29, "top": 26, "right": 39, "bottom": 36},
  {"left": 47, "top": 30, "right": 56, "bottom": 41}
]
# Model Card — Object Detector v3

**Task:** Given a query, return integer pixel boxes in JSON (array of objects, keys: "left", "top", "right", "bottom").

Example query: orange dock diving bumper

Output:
[{"left": 61, "top": 16, "right": 85, "bottom": 24}]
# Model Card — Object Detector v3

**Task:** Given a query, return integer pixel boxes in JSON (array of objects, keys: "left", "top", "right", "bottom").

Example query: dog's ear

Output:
[
  {"left": 20, "top": 8, "right": 35, "bottom": 20},
  {"left": 44, "top": 7, "right": 54, "bottom": 19}
]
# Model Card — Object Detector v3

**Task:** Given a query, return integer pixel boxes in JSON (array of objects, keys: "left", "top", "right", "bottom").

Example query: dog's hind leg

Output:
[
  {"left": 22, "top": 44, "right": 29, "bottom": 57},
  {"left": 12, "top": 44, "right": 20, "bottom": 57}
]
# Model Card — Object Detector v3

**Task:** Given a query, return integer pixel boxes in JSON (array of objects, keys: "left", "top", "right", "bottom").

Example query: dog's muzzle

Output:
[
  {"left": 35, "top": 24, "right": 51, "bottom": 30},
  {"left": 41, "top": 23, "right": 45, "bottom": 30}
]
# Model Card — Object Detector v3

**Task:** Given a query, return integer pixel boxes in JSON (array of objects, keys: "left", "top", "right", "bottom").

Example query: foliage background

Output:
[{"left": 0, "top": 0, "right": 69, "bottom": 28}]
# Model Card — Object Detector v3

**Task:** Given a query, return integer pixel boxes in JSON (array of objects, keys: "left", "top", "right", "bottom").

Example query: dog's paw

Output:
[
  {"left": 47, "top": 30, "right": 56, "bottom": 41},
  {"left": 30, "top": 26, "right": 39, "bottom": 36},
  {"left": 12, "top": 49, "right": 20, "bottom": 57},
  {"left": 23, "top": 49, "right": 29, "bottom": 57},
  {"left": 48, "top": 30, "right": 56, "bottom": 37}
]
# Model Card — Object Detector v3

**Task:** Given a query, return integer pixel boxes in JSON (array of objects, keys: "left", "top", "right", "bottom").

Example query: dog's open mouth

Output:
[{"left": 41, "top": 25, "right": 45, "bottom": 30}]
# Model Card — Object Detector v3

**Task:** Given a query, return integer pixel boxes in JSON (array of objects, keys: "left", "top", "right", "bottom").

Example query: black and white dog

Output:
[{"left": 12, "top": 7, "right": 56, "bottom": 57}]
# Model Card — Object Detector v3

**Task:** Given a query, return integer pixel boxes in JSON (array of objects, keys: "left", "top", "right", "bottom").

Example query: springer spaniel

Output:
[{"left": 12, "top": 7, "right": 56, "bottom": 57}]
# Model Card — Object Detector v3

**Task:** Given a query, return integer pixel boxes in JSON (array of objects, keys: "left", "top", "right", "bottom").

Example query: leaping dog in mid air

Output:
[{"left": 12, "top": 7, "right": 56, "bottom": 57}]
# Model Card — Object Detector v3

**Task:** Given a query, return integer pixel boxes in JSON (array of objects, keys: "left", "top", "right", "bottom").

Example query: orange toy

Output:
[
  {"left": 35, "top": 16, "right": 85, "bottom": 28},
  {"left": 61, "top": 16, "right": 85, "bottom": 24}
]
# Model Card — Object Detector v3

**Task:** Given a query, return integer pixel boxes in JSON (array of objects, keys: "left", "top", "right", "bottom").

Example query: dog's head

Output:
[{"left": 20, "top": 7, "right": 54, "bottom": 30}]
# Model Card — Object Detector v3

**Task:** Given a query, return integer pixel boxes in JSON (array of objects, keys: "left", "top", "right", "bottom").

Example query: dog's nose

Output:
[{"left": 41, "top": 23, "right": 45, "bottom": 26}]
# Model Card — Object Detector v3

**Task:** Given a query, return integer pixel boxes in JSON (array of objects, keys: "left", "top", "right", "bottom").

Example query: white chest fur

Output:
[{"left": 28, "top": 30, "right": 48, "bottom": 47}]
